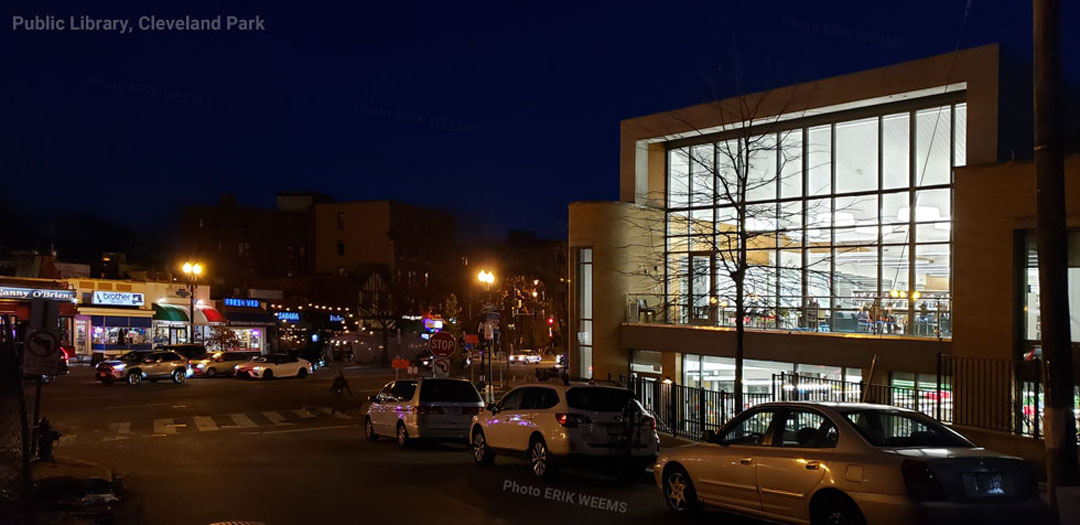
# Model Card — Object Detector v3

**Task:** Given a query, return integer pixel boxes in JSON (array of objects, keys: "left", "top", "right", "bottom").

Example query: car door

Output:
[
  {"left": 369, "top": 383, "right": 394, "bottom": 435},
  {"left": 754, "top": 408, "right": 838, "bottom": 520},
  {"left": 691, "top": 408, "right": 776, "bottom": 512},
  {"left": 503, "top": 387, "right": 556, "bottom": 451},
  {"left": 143, "top": 352, "right": 166, "bottom": 377},
  {"left": 485, "top": 388, "right": 525, "bottom": 448},
  {"left": 160, "top": 352, "right": 182, "bottom": 377}
]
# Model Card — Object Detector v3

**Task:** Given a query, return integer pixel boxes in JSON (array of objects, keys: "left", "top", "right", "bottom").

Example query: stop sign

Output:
[{"left": 428, "top": 331, "right": 456, "bottom": 357}]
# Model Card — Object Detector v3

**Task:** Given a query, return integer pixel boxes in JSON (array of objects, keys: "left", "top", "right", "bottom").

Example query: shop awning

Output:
[
  {"left": 153, "top": 303, "right": 225, "bottom": 324},
  {"left": 153, "top": 303, "right": 188, "bottom": 322},
  {"left": 225, "top": 311, "right": 278, "bottom": 327}
]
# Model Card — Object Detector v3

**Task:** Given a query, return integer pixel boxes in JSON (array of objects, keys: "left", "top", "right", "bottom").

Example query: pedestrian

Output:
[{"left": 329, "top": 371, "right": 352, "bottom": 415}]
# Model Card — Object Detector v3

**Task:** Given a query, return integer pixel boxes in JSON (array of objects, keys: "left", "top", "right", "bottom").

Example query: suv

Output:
[
  {"left": 365, "top": 378, "right": 484, "bottom": 447},
  {"left": 190, "top": 351, "right": 258, "bottom": 377},
  {"left": 470, "top": 383, "right": 659, "bottom": 480},
  {"left": 95, "top": 351, "right": 190, "bottom": 386}
]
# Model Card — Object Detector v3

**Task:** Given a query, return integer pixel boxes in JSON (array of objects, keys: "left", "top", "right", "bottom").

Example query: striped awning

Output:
[{"left": 153, "top": 303, "right": 226, "bottom": 324}]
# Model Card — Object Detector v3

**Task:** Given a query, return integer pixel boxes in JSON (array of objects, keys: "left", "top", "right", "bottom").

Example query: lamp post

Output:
[
  {"left": 181, "top": 262, "right": 204, "bottom": 344},
  {"left": 477, "top": 270, "right": 496, "bottom": 403}
]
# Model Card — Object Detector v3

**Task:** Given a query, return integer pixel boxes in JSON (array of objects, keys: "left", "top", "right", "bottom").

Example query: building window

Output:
[
  {"left": 299, "top": 246, "right": 306, "bottom": 258},
  {"left": 1021, "top": 230, "right": 1080, "bottom": 352},
  {"left": 576, "top": 248, "right": 593, "bottom": 378},
  {"left": 337, "top": 240, "right": 345, "bottom": 256},
  {"left": 336, "top": 212, "right": 345, "bottom": 230},
  {"left": 238, "top": 242, "right": 250, "bottom": 256},
  {"left": 664, "top": 101, "right": 964, "bottom": 338}
]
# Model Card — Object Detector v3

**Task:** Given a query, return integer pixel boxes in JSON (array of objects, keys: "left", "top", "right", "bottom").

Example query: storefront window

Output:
[
  {"left": 665, "top": 102, "right": 962, "bottom": 338},
  {"left": 1022, "top": 231, "right": 1080, "bottom": 346}
]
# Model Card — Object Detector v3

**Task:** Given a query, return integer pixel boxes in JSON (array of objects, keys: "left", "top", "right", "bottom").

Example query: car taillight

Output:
[
  {"left": 555, "top": 413, "right": 591, "bottom": 428},
  {"left": 901, "top": 460, "right": 946, "bottom": 501},
  {"left": 463, "top": 407, "right": 481, "bottom": 415},
  {"left": 642, "top": 415, "right": 656, "bottom": 430},
  {"left": 413, "top": 406, "right": 445, "bottom": 415}
]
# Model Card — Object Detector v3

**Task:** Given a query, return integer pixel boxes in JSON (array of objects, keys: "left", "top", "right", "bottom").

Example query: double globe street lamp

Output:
[
  {"left": 181, "top": 262, "right": 204, "bottom": 344},
  {"left": 477, "top": 269, "right": 496, "bottom": 403}
]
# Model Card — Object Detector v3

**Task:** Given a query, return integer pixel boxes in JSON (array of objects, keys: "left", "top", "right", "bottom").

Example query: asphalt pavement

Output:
[{"left": 31, "top": 363, "right": 754, "bottom": 525}]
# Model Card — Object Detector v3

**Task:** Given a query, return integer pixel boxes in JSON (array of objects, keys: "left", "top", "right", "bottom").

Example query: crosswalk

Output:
[{"left": 56, "top": 407, "right": 359, "bottom": 446}]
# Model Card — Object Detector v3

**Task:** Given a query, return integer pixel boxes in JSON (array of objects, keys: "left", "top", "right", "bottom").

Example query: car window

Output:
[
  {"left": 565, "top": 387, "right": 632, "bottom": 412},
  {"left": 419, "top": 380, "right": 482, "bottom": 403},
  {"left": 376, "top": 383, "right": 394, "bottom": 401},
  {"left": 720, "top": 409, "right": 775, "bottom": 446},
  {"left": 844, "top": 410, "right": 974, "bottom": 448},
  {"left": 520, "top": 388, "right": 560, "bottom": 410},
  {"left": 389, "top": 381, "right": 417, "bottom": 401},
  {"left": 498, "top": 389, "right": 525, "bottom": 411},
  {"left": 162, "top": 353, "right": 181, "bottom": 362},
  {"left": 774, "top": 409, "right": 838, "bottom": 448}
]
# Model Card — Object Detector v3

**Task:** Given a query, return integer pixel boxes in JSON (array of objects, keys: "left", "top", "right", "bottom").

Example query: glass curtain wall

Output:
[
  {"left": 666, "top": 101, "right": 965, "bottom": 338},
  {"left": 576, "top": 248, "right": 593, "bottom": 378}
]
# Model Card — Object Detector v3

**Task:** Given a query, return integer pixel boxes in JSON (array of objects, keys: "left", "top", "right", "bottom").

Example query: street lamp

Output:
[
  {"left": 181, "top": 261, "right": 204, "bottom": 344},
  {"left": 477, "top": 269, "right": 496, "bottom": 402}
]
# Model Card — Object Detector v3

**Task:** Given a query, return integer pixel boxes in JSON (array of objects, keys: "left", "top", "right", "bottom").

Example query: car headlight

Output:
[
  {"left": 253, "top": 366, "right": 262, "bottom": 371},
  {"left": 112, "top": 363, "right": 125, "bottom": 371},
  {"left": 234, "top": 365, "right": 240, "bottom": 370}
]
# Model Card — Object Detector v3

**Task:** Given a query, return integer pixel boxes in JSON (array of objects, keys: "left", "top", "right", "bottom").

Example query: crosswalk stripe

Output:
[
  {"left": 153, "top": 418, "right": 176, "bottom": 435},
  {"left": 228, "top": 413, "right": 258, "bottom": 428},
  {"left": 104, "top": 421, "right": 132, "bottom": 441},
  {"left": 194, "top": 416, "right": 219, "bottom": 432},
  {"left": 292, "top": 408, "right": 316, "bottom": 419},
  {"left": 262, "top": 411, "right": 293, "bottom": 426},
  {"left": 59, "top": 435, "right": 77, "bottom": 446},
  {"left": 319, "top": 407, "right": 353, "bottom": 419}
]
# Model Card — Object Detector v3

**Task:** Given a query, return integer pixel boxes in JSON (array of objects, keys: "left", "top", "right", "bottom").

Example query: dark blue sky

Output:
[{"left": 3, "top": 1, "right": 1076, "bottom": 240}]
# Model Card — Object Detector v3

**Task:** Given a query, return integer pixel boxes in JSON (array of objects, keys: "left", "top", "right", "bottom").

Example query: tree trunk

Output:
[{"left": 734, "top": 271, "right": 745, "bottom": 414}]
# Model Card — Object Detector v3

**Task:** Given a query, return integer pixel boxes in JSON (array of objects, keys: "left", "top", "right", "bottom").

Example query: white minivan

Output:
[{"left": 364, "top": 378, "right": 485, "bottom": 447}]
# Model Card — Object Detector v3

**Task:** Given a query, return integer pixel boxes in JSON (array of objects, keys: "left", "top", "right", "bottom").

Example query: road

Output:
[{"left": 34, "top": 364, "right": 753, "bottom": 525}]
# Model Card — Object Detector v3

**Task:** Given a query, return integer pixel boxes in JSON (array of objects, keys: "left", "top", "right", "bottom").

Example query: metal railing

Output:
[{"left": 939, "top": 354, "right": 1045, "bottom": 438}]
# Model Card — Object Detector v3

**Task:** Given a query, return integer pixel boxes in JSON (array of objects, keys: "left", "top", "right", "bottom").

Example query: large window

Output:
[
  {"left": 576, "top": 248, "right": 593, "bottom": 378},
  {"left": 665, "top": 101, "right": 964, "bottom": 338},
  {"left": 1021, "top": 231, "right": 1080, "bottom": 347}
]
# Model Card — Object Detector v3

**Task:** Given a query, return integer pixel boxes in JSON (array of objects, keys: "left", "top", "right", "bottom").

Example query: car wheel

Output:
[
  {"left": 297, "top": 368, "right": 308, "bottom": 378},
  {"left": 812, "top": 494, "right": 865, "bottom": 525},
  {"left": 263, "top": 369, "right": 274, "bottom": 380},
  {"left": 472, "top": 429, "right": 495, "bottom": 466},
  {"left": 126, "top": 371, "right": 141, "bottom": 386},
  {"left": 396, "top": 423, "right": 411, "bottom": 449},
  {"left": 364, "top": 418, "right": 378, "bottom": 442},
  {"left": 172, "top": 369, "right": 186, "bottom": 384},
  {"left": 205, "top": 367, "right": 217, "bottom": 377},
  {"left": 663, "top": 465, "right": 700, "bottom": 514},
  {"left": 529, "top": 436, "right": 555, "bottom": 480}
]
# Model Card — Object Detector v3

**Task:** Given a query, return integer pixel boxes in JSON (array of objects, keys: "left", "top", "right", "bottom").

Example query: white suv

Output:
[
  {"left": 469, "top": 383, "right": 659, "bottom": 480},
  {"left": 365, "top": 378, "right": 485, "bottom": 447}
]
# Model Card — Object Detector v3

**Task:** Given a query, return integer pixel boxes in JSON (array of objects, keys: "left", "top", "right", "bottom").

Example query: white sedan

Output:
[
  {"left": 508, "top": 349, "right": 542, "bottom": 364},
  {"left": 235, "top": 355, "right": 311, "bottom": 379},
  {"left": 655, "top": 402, "right": 1044, "bottom": 525}
]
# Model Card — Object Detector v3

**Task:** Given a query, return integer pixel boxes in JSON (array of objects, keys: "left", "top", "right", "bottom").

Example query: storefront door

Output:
[{"left": 171, "top": 327, "right": 189, "bottom": 344}]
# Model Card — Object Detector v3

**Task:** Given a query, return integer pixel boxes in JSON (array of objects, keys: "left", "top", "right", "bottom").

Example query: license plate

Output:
[
  {"left": 444, "top": 407, "right": 461, "bottom": 416},
  {"left": 962, "top": 472, "right": 1007, "bottom": 497}
]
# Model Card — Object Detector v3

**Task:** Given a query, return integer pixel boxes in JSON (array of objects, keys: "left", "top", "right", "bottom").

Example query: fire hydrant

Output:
[{"left": 35, "top": 417, "right": 61, "bottom": 462}]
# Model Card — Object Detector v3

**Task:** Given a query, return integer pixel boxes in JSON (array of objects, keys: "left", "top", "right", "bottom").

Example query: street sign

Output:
[
  {"left": 23, "top": 329, "right": 60, "bottom": 376},
  {"left": 428, "top": 331, "right": 455, "bottom": 358},
  {"left": 484, "top": 322, "right": 495, "bottom": 341},
  {"left": 392, "top": 358, "right": 410, "bottom": 370},
  {"left": 464, "top": 333, "right": 479, "bottom": 345},
  {"left": 432, "top": 357, "right": 450, "bottom": 377}
]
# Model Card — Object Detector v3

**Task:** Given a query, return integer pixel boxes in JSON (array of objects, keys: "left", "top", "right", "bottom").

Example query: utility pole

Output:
[{"left": 1034, "top": 0, "right": 1078, "bottom": 511}]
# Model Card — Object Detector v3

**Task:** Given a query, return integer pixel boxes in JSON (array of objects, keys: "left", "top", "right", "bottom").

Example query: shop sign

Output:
[
  {"left": 224, "top": 298, "right": 260, "bottom": 308},
  {"left": 0, "top": 287, "right": 76, "bottom": 301},
  {"left": 329, "top": 314, "right": 344, "bottom": 323},
  {"left": 276, "top": 311, "right": 300, "bottom": 322},
  {"left": 92, "top": 291, "right": 145, "bottom": 306},
  {"left": 392, "top": 358, "right": 410, "bottom": 370}
]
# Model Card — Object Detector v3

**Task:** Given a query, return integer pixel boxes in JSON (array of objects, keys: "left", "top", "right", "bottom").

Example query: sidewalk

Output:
[{"left": 26, "top": 457, "right": 121, "bottom": 524}]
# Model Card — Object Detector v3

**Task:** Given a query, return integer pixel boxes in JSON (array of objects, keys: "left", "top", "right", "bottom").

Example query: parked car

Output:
[
  {"left": 156, "top": 343, "right": 208, "bottom": 360},
  {"left": 554, "top": 353, "right": 567, "bottom": 368},
  {"left": 190, "top": 351, "right": 258, "bottom": 377},
  {"left": 95, "top": 350, "right": 190, "bottom": 386},
  {"left": 655, "top": 402, "right": 1044, "bottom": 525},
  {"left": 509, "top": 349, "right": 542, "bottom": 365},
  {"left": 470, "top": 383, "right": 659, "bottom": 480},
  {"left": 414, "top": 350, "right": 434, "bottom": 369},
  {"left": 364, "top": 378, "right": 484, "bottom": 447},
  {"left": 234, "top": 354, "right": 311, "bottom": 379}
]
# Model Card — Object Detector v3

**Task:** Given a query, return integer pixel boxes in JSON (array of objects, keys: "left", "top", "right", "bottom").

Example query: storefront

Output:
[
  {"left": 151, "top": 303, "right": 225, "bottom": 346},
  {"left": 220, "top": 298, "right": 277, "bottom": 354},
  {"left": 75, "top": 290, "right": 154, "bottom": 355},
  {"left": 0, "top": 279, "right": 77, "bottom": 349}
]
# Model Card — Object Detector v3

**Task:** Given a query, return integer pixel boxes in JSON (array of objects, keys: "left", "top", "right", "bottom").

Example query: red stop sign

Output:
[{"left": 428, "top": 331, "right": 456, "bottom": 357}]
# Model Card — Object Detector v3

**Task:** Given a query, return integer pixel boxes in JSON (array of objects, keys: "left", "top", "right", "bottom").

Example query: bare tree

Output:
[{"left": 622, "top": 85, "right": 870, "bottom": 412}]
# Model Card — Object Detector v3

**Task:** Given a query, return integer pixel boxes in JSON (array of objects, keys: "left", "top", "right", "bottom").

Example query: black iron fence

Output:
[{"left": 632, "top": 355, "right": 1056, "bottom": 443}]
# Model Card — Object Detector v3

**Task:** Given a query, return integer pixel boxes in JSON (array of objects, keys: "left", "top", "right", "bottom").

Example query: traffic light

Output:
[{"left": 547, "top": 316, "right": 554, "bottom": 326}]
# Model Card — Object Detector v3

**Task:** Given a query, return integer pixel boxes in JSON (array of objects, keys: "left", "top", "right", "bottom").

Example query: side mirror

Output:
[
  {"left": 486, "top": 403, "right": 498, "bottom": 414},
  {"left": 700, "top": 430, "right": 718, "bottom": 444}
]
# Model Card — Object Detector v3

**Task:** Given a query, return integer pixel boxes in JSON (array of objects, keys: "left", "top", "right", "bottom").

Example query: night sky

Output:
[{"left": 3, "top": 1, "right": 1077, "bottom": 243}]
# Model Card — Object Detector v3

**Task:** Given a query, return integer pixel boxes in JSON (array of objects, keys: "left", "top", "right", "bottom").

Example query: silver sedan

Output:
[{"left": 655, "top": 402, "right": 1045, "bottom": 525}]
